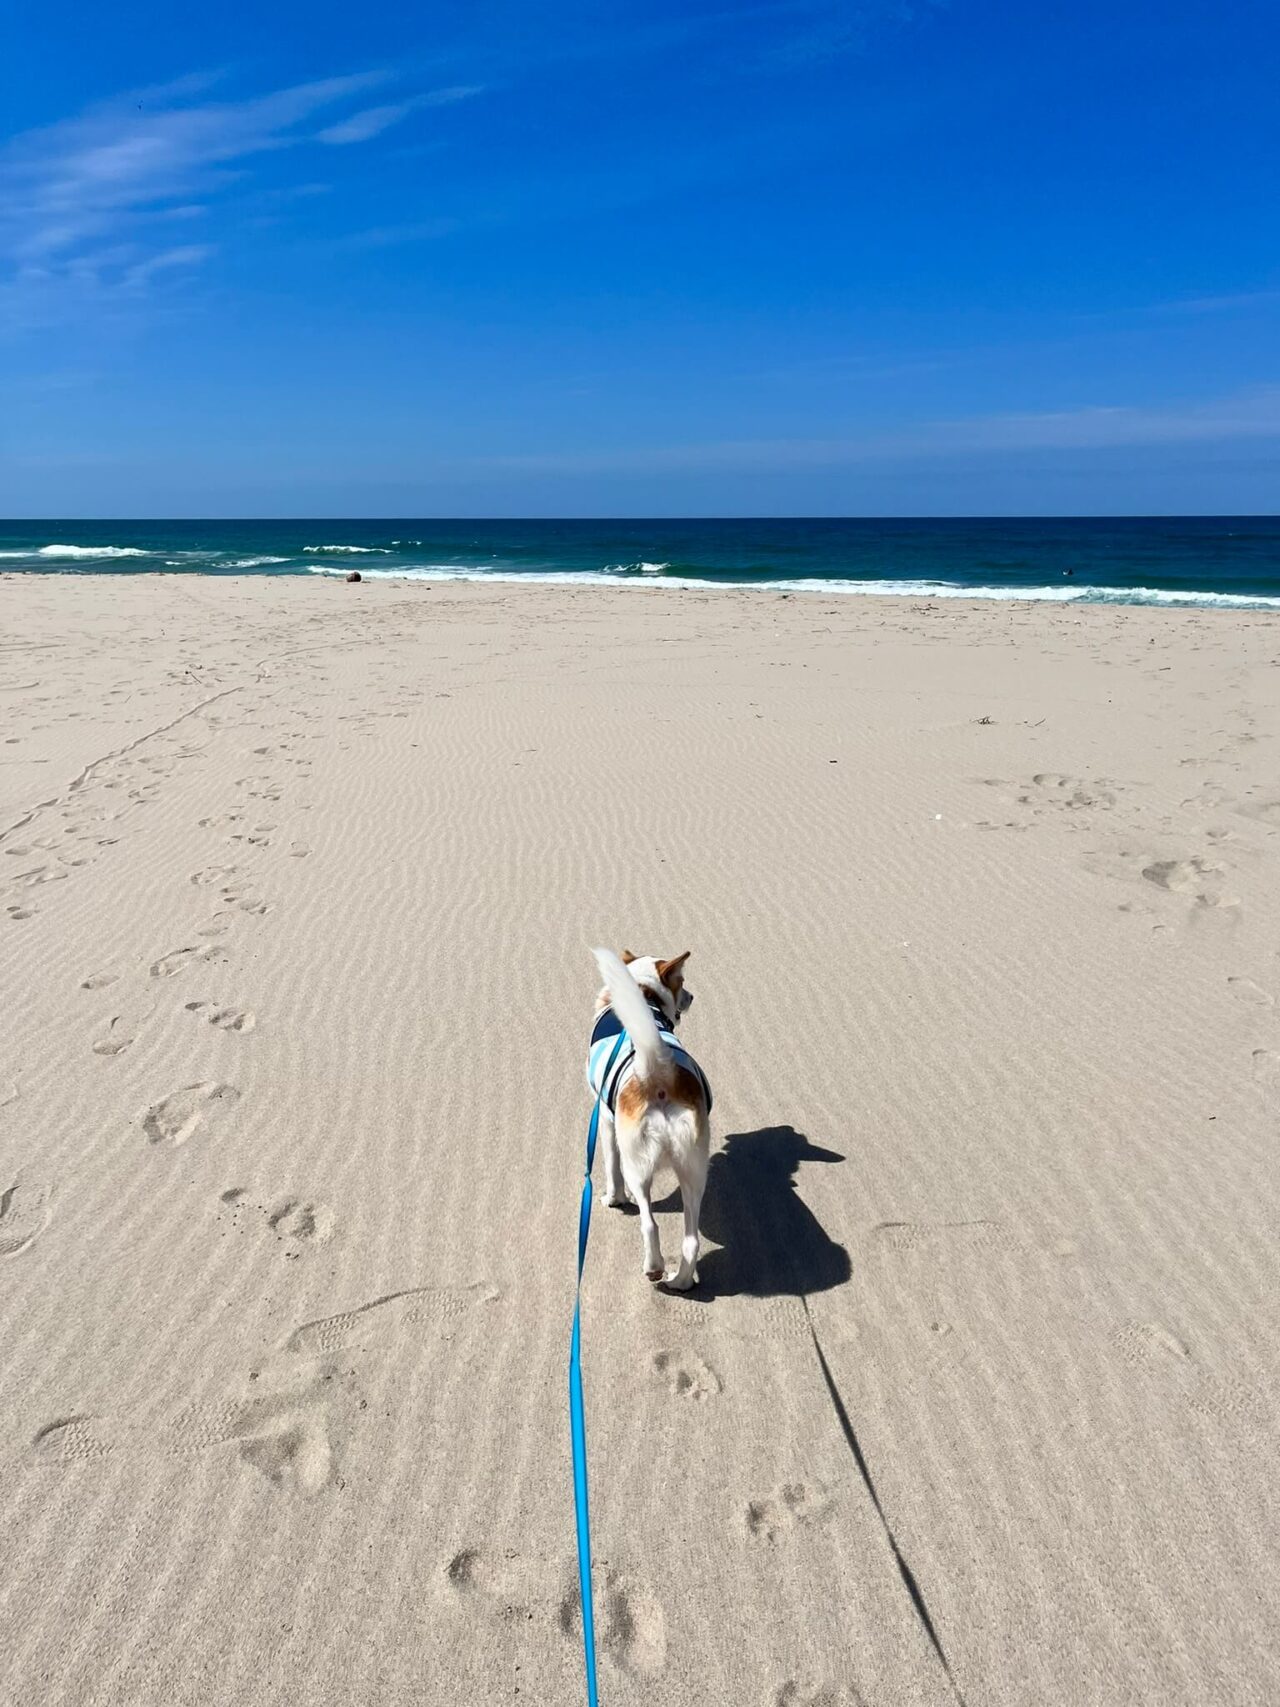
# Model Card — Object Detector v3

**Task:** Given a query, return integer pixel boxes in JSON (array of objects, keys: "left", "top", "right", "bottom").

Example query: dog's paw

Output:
[
  {"left": 603, "top": 1189, "right": 628, "bottom": 1209},
  {"left": 645, "top": 1267, "right": 665, "bottom": 1283},
  {"left": 661, "top": 1264, "right": 698, "bottom": 1292}
]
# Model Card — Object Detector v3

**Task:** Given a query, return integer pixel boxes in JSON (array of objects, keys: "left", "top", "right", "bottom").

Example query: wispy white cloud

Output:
[
  {"left": 421, "top": 84, "right": 487, "bottom": 108},
  {"left": 316, "top": 86, "right": 483, "bottom": 146},
  {"left": 122, "top": 243, "right": 215, "bottom": 291},
  {"left": 0, "top": 71, "right": 484, "bottom": 329},
  {"left": 3, "top": 74, "right": 386, "bottom": 259},
  {"left": 318, "top": 102, "right": 419, "bottom": 146}
]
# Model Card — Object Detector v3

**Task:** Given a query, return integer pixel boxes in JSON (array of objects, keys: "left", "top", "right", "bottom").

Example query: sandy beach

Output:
[{"left": 2, "top": 572, "right": 1278, "bottom": 1707}]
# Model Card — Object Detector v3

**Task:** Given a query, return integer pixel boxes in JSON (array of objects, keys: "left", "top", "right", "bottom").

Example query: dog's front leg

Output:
[{"left": 599, "top": 1110, "right": 627, "bottom": 1208}]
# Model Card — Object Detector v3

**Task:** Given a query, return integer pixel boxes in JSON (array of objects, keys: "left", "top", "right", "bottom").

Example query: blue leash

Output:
[{"left": 570, "top": 1031, "right": 624, "bottom": 1707}]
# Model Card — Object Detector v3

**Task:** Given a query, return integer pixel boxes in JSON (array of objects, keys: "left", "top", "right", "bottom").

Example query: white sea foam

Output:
[
  {"left": 36, "top": 543, "right": 150, "bottom": 559},
  {"left": 302, "top": 544, "right": 390, "bottom": 554},
  {"left": 761, "top": 579, "right": 1280, "bottom": 610},
  {"left": 304, "top": 561, "right": 1280, "bottom": 609},
  {"left": 224, "top": 555, "right": 289, "bottom": 568},
  {"left": 605, "top": 561, "right": 670, "bottom": 574}
]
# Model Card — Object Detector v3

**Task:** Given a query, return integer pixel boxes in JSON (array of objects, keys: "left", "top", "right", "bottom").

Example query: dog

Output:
[{"left": 588, "top": 948, "right": 712, "bottom": 1290}]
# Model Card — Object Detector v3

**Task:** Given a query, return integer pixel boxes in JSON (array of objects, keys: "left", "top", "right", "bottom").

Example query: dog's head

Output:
[{"left": 611, "top": 949, "right": 693, "bottom": 1027}]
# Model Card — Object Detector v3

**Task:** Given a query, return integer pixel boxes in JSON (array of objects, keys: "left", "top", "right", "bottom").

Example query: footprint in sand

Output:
[
  {"left": 190, "top": 864, "right": 238, "bottom": 887},
  {"left": 32, "top": 1369, "right": 357, "bottom": 1496},
  {"left": 1227, "top": 977, "right": 1273, "bottom": 1008},
  {"left": 651, "top": 1348, "right": 722, "bottom": 1402},
  {"left": 556, "top": 1565, "right": 667, "bottom": 1676},
  {"left": 150, "top": 943, "right": 224, "bottom": 979},
  {"left": 0, "top": 1182, "right": 50, "bottom": 1257},
  {"left": 185, "top": 1000, "right": 257, "bottom": 1033},
  {"left": 1108, "top": 1320, "right": 1190, "bottom": 1367},
  {"left": 444, "top": 1547, "right": 548, "bottom": 1624},
  {"left": 232, "top": 1406, "right": 336, "bottom": 1493},
  {"left": 80, "top": 972, "right": 119, "bottom": 991},
  {"left": 223, "top": 892, "right": 271, "bottom": 915},
  {"left": 33, "top": 1416, "right": 116, "bottom": 1462},
  {"left": 266, "top": 1198, "right": 332, "bottom": 1242},
  {"left": 443, "top": 1545, "right": 667, "bottom": 1676},
  {"left": 1108, "top": 1321, "right": 1267, "bottom": 1432},
  {"left": 870, "top": 1219, "right": 1014, "bottom": 1254},
  {"left": 1082, "top": 847, "right": 1240, "bottom": 918},
  {"left": 285, "top": 1281, "right": 500, "bottom": 1357},
  {"left": 92, "top": 1019, "right": 135, "bottom": 1057},
  {"left": 7, "top": 904, "right": 36, "bottom": 922},
  {"left": 219, "top": 1189, "right": 334, "bottom": 1250},
  {"left": 141, "top": 1081, "right": 239, "bottom": 1146},
  {"left": 12, "top": 865, "right": 67, "bottom": 889},
  {"left": 1140, "top": 857, "right": 1238, "bottom": 911},
  {"left": 743, "top": 1481, "right": 832, "bottom": 1546},
  {"left": 1020, "top": 773, "right": 1116, "bottom": 811},
  {"left": 775, "top": 1683, "right": 868, "bottom": 1707},
  {"left": 1187, "top": 1377, "right": 1270, "bottom": 1428}
]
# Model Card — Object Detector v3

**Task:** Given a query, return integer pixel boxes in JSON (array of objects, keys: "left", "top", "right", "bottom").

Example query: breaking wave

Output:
[
  {"left": 36, "top": 543, "right": 151, "bottom": 560},
  {"left": 302, "top": 544, "right": 391, "bottom": 555}
]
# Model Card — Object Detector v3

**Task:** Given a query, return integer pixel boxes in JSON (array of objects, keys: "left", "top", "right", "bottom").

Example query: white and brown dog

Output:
[{"left": 588, "top": 948, "right": 712, "bottom": 1290}]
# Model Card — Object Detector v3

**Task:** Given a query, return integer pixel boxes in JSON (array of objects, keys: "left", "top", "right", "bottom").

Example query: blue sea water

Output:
[{"left": 1, "top": 518, "right": 1278, "bottom": 608}]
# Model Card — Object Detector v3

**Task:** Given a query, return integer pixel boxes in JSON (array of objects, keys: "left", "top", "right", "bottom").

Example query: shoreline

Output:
[{"left": 5, "top": 566, "right": 1280, "bottom": 610}]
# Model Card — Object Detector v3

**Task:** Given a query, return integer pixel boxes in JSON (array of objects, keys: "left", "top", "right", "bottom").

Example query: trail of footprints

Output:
[
  {"left": 1, "top": 721, "right": 229, "bottom": 925},
  {"left": 76, "top": 746, "right": 282, "bottom": 1086}
]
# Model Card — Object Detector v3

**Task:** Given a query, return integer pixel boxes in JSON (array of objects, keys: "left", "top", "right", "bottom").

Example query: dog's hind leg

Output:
[
  {"left": 599, "top": 1110, "right": 627, "bottom": 1208},
  {"left": 621, "top": 1150, "right": 663, "bottom": 1281},
  {"left": 665, "top": 1137, "right": 708, "bottom": 1291}
]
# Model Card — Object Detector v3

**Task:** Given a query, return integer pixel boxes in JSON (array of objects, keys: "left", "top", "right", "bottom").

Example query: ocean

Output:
[{"left": 1, "top": 518, "right": 1278, "bottom": 608}]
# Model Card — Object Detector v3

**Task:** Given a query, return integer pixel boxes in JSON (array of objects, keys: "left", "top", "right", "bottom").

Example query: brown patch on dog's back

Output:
[
  {"left": 617, "top": 1063, "right": 707, "bottom": 1123},
  {"left": 616, "top": 1078, "right": 648, "bottom": 1122}
]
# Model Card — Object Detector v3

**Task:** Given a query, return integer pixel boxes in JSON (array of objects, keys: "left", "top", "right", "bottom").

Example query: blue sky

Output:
[{"left": 2, "top": 0, "right": 1277, "bottom": 515}]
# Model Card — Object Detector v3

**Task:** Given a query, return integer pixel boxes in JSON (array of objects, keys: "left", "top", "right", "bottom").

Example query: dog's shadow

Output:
[{"left": 682, "top": 1125, "right": 851, "bottom": 1299}]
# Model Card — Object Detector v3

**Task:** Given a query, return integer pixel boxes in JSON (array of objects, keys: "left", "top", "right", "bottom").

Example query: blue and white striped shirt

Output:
[{"left": 587, "top": 1003, "right": 712, "bottom": 1115}]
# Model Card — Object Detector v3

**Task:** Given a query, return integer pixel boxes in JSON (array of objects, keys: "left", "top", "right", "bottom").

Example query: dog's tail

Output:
[{"left": 592, "top": 948, "right": 670, "bottom": 1084}]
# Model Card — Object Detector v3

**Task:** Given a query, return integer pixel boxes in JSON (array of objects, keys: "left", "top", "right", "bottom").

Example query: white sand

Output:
[{"left": 1, "top": 573, "right": 1278, "bottom": 1706}]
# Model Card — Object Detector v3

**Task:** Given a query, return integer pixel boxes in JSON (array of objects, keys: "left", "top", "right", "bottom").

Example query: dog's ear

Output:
[
  {"left": 621, "top": 949, "right": 637, "bottom": 964},
  {"left": 657, "top": 952, "right": 690, "bottom": 989}
]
